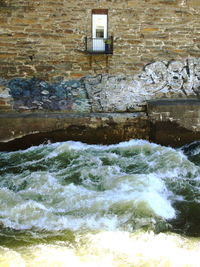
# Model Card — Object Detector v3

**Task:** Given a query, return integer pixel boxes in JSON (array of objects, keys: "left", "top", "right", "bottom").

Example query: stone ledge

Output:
[
  {"left": 147, "top": 98, "right": 200, "bottom": 106},
  {"left": 0, "top": 111, "right": 147, "bottom": 119},
  {"left": 0, "top": 112, "right": 149, "bottom": 150}
]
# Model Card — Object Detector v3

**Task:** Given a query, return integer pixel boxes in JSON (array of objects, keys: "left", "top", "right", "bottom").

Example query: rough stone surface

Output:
[
  {"left": 1, "top": 57, "right": 200, "bottom": 112},
  {"left": 2, "top": 77, "right": 91, "bottom": 112},
  {"left": 1, "top": 99, "right": 200, "bottom": 149},
  {"left": 0, "top": 0, "right": 200, "bottom": 80},
  {"left": 148, "top": 99, "right": 200, "bottom": 147},
  {"left": 83, "top": 58, "right": 200, "bottom": 112},
  {"left": 148, "top": 99, "right": 200, "bottom": 131}
]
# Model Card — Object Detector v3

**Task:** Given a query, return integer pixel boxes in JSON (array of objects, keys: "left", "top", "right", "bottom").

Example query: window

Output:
[
  {"left": 92, "top": 14, "right": 108, "bottom": 38},
  {"left": 85, "top": 9, "right": 113, "bottom": 54},
  {"left": 92, "top": 9, "right": 108, "bottom": 52}
]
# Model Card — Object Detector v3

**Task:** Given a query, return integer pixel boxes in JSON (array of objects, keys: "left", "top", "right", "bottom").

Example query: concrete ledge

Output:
[
  {"left": 1, "top": 98, "right": 200, "bottom": 151},
  {"left": 0, "top": 112, "right": 149, "bottom": 151},
  {"left": 0, "top": 112, "right": 145, "bottom": 119},
  {"left": 148, "top": 98, "right": 200, "bottom": 147},
  {"left": 147, "top": 98, "right": 200, "bottom": 106}
]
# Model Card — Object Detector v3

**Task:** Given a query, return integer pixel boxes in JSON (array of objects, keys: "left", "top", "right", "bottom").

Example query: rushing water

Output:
[{"left": 0, "top": 139, "right": 200, "bottom": 266}]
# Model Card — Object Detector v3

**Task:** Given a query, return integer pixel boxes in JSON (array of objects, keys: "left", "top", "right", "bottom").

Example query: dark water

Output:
[{"left": 0, "top": 139, "right": 200, "bottom": 266}]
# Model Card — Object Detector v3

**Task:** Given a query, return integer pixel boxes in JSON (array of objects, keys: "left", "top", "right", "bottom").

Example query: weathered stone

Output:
[
  {"left": 32, "top": 100, "right": 42, "bottom": 106},
  {"left": 18, "top": 106, "right": 30, "bottom": 111},
  {"left": 148, "top": 99, "right": 200, "bottom": 147},
  {"left": 1, "top": 100, "right": 200, "bottom": 150},
  {"left": 0, "top": 112, "right": 149, "bottom": 151},
  {"left": 79, "top": 58, "right": 200, "bottom": 112},
  {"left": 2, "top": 57, "right": 200, "bottom": 113},
  {"left": 41, "top": 90, "right": 49, "bottom": 95},
  {"left": 0, "top": 86, "right": 10, "bottom": 98}
]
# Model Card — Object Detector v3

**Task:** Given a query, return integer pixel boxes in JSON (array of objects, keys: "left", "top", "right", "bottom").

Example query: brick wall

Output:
[{"left": 0, "top": 0, "right": 200, "bottom": 81}]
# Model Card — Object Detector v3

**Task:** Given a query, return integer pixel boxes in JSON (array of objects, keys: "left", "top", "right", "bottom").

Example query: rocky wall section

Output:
[
  {"left": 0, "top": 77, "right": 90, "bottom": 112},
  {"left": 0, "top": 0, "right": 200, "bottom": 80},
  {"left": 147, "top": 99, "right": 200, "bottom": 147},
  {"left": 84, "top": 57, "right": 200, "bottom": 112},
  {"left": 0, "top": 57, "right": 200, "bottom": 113}
]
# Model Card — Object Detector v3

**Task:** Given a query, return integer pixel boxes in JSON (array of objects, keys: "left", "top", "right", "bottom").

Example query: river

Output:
[{"left": 0, "top": 139, "right": 200, "bottom": 266}]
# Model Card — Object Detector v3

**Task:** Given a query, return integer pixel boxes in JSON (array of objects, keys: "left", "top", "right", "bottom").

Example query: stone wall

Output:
[
  {"left": 84, "top": 57, "right": 200, "bottom": 112},
  {"left": 1, "top": 57, "right": 200, "bottom": 113},
  {"left": 0, "top": 0, "right": 200, "bottom": 80},
  {"left": 1, "top": 77, "right": 91, "bottom": 112}
]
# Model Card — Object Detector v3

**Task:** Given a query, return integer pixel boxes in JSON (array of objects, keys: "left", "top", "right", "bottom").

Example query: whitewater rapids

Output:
[{"left": 0, "top": 139, "right": 200, "bottom": 266}]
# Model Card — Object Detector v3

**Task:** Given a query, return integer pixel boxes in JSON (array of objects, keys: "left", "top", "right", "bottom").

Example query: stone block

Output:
[
  {"left": 0, "top": 96, "right": 12, "bottom": 110},
  {"left": 0, "top": 86, "right": 11, "bottom": 98},
  {"left": 141, "top": 28, "right": 160, "bottom": 32},
  {"left": 188, "top": 0, "right": 200, "bottom": 7},
  {"left": 0, "top": 53, "right": 17, "bottom": 58}
]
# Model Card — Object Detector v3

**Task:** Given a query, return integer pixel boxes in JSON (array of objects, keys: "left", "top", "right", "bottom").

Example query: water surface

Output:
[{"left": 0, "top": 139, "right": 200, "bottom": 266}]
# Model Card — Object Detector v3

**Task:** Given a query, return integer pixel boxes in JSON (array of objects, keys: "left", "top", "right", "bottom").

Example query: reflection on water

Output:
[{"left": 0, "top": 139, "right": 200, "bottom": 266}]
